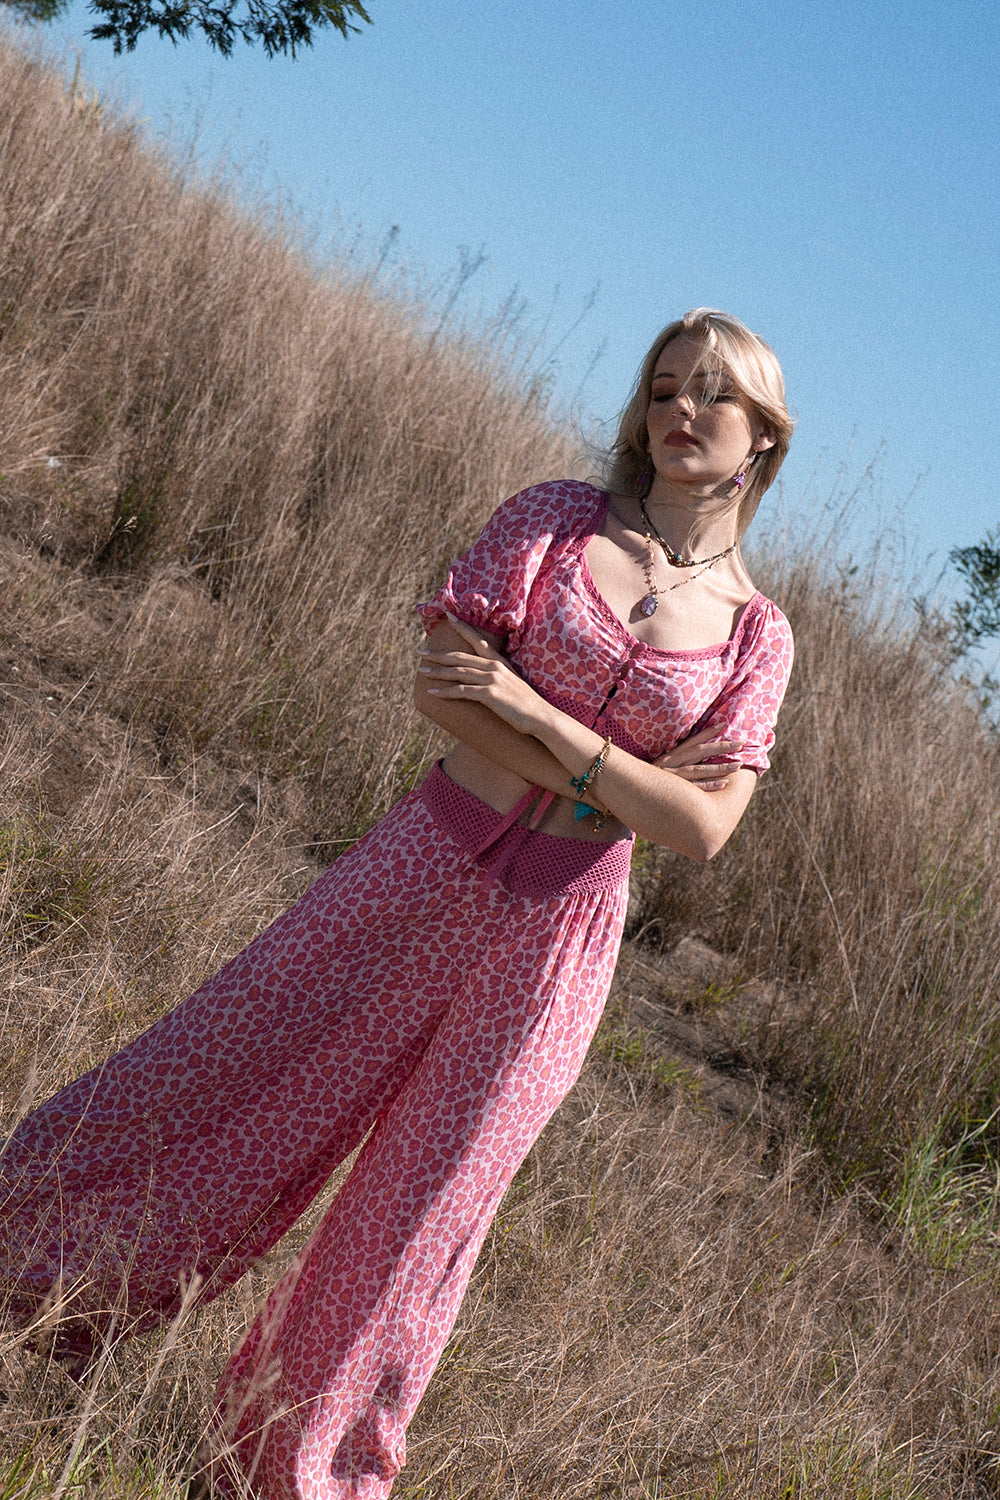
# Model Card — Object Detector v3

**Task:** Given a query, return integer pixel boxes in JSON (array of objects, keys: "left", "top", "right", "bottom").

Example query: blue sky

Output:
[{"left": 28, "top": 0, "right": 1000, "bottom": 584}]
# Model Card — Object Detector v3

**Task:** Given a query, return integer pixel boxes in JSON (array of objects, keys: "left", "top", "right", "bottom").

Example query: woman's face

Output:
[{"left": 645, "top": 337, "right": 773, "bottom": 494}]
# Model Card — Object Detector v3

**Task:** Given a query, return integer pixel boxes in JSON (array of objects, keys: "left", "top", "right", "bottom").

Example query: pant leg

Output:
[
  {"left": 212, "top": 872, "right": 628, "bottom": 1500},
  {"left": 0, "top": 793, "right": 474, "bottom": 1347}
]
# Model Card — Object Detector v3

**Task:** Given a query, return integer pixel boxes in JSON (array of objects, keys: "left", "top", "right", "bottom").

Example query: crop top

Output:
[{"left": 417, "top": 480, "right": 794, "bottom": 774}]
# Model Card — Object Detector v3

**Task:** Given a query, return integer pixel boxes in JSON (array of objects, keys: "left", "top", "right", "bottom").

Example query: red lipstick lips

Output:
[{"left": 664, "top": 431, "right": 698, "bottom": 447}]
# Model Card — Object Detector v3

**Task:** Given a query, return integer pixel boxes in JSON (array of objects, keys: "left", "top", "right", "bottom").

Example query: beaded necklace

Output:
[
  {"left": 636, "top": 502, "right": 737, "bottom": 619},
  {"left": 638, "top": 543, "right": 720, "bottom": 618},
  {"left": 638, "top": 497, "right": 737, "bottom": 569}
]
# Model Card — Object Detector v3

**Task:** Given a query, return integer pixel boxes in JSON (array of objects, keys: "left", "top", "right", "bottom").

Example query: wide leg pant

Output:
[{"left": 1, "top": 768, "right": 631, "bottom": 1498}]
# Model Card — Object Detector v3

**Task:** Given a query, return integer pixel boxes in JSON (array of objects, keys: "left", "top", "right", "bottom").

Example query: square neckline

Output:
[{"left": 575, "top": 488, "right": 763, "bottom": 661}]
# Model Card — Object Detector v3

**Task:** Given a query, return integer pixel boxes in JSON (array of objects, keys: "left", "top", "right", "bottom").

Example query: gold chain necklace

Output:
[
  {"left": 636, "top": 501, "right": 737, "bottom": 619},
  {"left": 638, "top": 497, "right": 737, "bottom": 569},
  {"left": 638, "top": 533, "right": 720, "bottom": 617}
]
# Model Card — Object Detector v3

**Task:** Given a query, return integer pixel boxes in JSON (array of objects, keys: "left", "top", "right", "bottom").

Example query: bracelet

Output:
[
  {"left": 589, "top": 738, "right": 611, "bottom": 791},
  {"left": 569, "top": 735, "right": 612, "bottom": 801}
]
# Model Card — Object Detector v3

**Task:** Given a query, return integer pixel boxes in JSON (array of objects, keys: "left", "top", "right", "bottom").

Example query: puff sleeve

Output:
[
  {"left": 416, "top": 480, "right": 597, "bottom": 644},
  {"left": 693, "top": 601, "right": 794, "bottom": 773}
]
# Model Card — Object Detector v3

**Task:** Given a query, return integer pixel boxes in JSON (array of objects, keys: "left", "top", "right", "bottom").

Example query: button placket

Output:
[{"left": 592, "top": 641, "right": 641, "bottom": 730}]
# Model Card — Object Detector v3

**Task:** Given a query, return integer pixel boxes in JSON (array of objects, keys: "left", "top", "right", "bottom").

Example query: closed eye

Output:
[{"left": 651, "top": 385, "right": 739, "bottom": 405}]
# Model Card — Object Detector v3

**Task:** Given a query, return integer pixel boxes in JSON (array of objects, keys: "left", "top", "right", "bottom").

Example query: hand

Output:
[
  {"left": 655, "top": 725, "right": 743, "bottom": 793},
  {"left": 418, "top": 615, "right": 553, "bottom": 737}
]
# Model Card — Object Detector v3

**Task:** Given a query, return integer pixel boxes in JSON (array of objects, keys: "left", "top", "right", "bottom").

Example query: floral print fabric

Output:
[
  {"left": 417, "top": 480, "right": 794, "bottom": 771},
  {"left": 2, "top": 784, "right": 629, "bottom": 1499},
  {"left": 2, "top": 480, "right": 793, "bottom": 1497}
]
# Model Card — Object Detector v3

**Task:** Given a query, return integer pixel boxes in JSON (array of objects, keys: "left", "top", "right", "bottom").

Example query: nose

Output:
[{"left": 669, "top": 389, "right": 697, "bottom": 417}]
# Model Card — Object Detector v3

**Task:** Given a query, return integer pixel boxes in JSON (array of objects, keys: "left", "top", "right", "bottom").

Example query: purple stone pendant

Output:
[{"left": 640, "top": 594, "right": 658, "bottom": 618}]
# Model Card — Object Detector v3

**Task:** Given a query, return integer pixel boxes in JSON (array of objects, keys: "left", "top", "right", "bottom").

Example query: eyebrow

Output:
[{"left": 651, "top": 369, "right": 732, "bottom": 384}]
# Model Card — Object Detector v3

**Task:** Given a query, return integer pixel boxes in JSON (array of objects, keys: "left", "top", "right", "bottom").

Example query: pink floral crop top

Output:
[{"left": 417, "top": 480, "right": 794, "bottom": 774}]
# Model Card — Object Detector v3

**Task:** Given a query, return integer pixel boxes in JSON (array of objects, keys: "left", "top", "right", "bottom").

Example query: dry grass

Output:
[
  {"left": 0, "top": 36, "right": 575, "bottom": 841},
  {"left": 2, "top": 29, "right": 1000, "bottom": 1500},
  {"left": 632, "top": 536, "right": 1000, "bottom": 1190}
]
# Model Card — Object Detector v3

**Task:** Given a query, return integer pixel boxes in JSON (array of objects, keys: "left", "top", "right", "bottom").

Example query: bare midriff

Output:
[{"left": 440, "top": 743, "right": 631, "bottom": 844}]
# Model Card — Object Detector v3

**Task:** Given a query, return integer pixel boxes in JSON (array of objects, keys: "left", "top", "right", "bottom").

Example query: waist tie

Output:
[
  {"left": 470, "top": 786, "right": 556, "bottom": 892},
  {"left": 417, "top": 764, "right": 632, "bottom": 900}
]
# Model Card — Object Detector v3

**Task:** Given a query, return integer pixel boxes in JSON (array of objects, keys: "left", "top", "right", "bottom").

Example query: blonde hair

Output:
[{"left": 602, "top": 308, "right": 794, "bottom": 537}]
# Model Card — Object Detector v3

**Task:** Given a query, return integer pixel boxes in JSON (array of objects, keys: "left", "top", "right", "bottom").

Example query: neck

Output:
[{"left": 641, "top": 477, "right": 742, "bottom": 560}]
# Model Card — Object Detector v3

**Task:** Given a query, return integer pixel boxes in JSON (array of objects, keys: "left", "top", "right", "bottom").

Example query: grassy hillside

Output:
[{"left": 2, "top": 33, "right": 1000, "bottom": 1499}]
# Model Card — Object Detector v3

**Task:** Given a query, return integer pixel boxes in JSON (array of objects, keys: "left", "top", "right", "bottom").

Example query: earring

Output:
[
  {"left": 636, "top": 463, "right": 652, "bottom": 493},
  {"left": 733, "top": 451, "right": 758, "bottom": 491}
]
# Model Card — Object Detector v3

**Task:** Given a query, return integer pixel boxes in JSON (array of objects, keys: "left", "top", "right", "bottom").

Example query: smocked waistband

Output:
[{"left": 417, "top": 764, "right": 632, "bottom": 899}]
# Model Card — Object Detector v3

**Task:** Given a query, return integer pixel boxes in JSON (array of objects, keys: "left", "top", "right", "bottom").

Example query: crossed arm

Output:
[{"left": 414, "top": 618, "right": 757, "bottom": 862}]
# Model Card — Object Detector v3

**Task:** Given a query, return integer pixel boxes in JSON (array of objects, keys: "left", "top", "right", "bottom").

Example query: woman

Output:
[{"left": 1, "top": 308, "right": 794, "bottom": 1498}]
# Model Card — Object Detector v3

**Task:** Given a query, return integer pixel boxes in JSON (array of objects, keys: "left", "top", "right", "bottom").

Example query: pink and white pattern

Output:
[
  {"left": 3, "top": 787, "right": 629, "bottom": 1498},
  {"left": 417, "top": 480, "right": 794, "bottom": 771},
  {"left": 2, "top": 480, "right": 793, "bottom": 1498}
]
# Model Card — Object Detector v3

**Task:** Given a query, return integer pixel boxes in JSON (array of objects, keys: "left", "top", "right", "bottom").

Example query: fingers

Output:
[
  {"left": 418, "top": 650, "right": 514, "bottom": 707},
  {"left": 695, "top": 738, "right": 742, "bottom": 759},
  {"left": 683, "top": 725, "right": 731, "bottom": 747},
  {"left": 417, "top": 642, "right": 541, "bottom": 735},
  {"left": 668, "top": 726, "right": 739, "bottom": 755},
  {"left": 670, "top": 766, "right": 734, "bottom": 792},
  {"left": 656, "top": 736, "right": 743, "bottom": 770},
  {"left": 443, "top": 612, "right": 501, "bottom": 659},
  {"left": 670, "top": 763, "right": 737, "bottom": 783},
  {"left": 419, "top": 665, "right": 494, "bottom": 688},
  {"left": 418, "top": 651, "right": 500, "bottom": 683}
]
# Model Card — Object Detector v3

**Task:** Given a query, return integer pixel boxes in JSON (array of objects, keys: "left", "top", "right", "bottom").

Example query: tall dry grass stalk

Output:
[
  {"left": 2, "top": 29, "right": 1000, "bottom": 1499},
  {"left": 0, "top": 35, "right": 576, "bottom": 841},
  {"left": 633, "top": 532, "right": 1000, "bottom": 1187}
]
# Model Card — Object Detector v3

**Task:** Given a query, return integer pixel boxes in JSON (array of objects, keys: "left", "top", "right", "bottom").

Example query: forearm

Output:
[
  {"left": 415, "top": 617, "right": 756, "bottom": 860},
  {"left": 416, "top": 674, "right": 753, "bottom": 861},
  {"left": 415, "top": 620, "right": 574, "bottom": 796},
  {"left": 529, "top": 701, "right": 756, "bottom": 860},
  {"left": 413, "top": 676, "right": 577, "bottom": 797}
]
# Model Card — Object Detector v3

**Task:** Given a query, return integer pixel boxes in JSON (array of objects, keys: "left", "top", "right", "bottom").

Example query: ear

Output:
[{"left": 752, "top": 426, "right": 777, "bottom": 454}]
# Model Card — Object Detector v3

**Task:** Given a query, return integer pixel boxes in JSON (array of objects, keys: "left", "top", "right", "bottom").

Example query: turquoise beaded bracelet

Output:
[{"left": 569, "top": 735, "right": 612, "bottom": 822}]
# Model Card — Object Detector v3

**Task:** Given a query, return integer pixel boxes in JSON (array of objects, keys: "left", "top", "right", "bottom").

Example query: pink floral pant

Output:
[{"left": 1, "top": 768, "right": 630, "bottom": 1498}]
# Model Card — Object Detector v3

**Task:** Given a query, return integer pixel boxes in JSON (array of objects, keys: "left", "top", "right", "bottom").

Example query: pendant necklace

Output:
[{"left": 637, "top": 501, "right": 737, "bottom": 618}]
